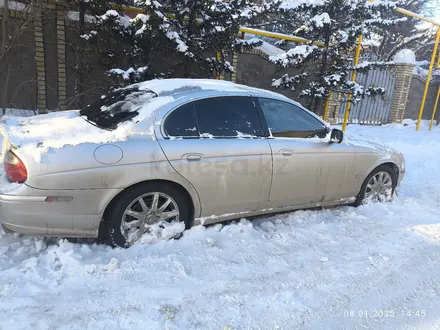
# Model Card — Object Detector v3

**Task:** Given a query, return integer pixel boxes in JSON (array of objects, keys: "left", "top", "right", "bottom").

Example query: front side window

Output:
[
  {"left": 164, "top": 103, "right": 198, "bottom": 137},
  {"left": 193, "top": 97, "right": 263, "bottom": 137},
  {"left": 258, "top": 98, "right": 327, "bottom": 138}
]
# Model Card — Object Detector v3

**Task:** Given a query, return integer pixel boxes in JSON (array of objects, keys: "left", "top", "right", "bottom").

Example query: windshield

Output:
[{"left": 80, "top": 87, "right": 157, "bottom": 130}]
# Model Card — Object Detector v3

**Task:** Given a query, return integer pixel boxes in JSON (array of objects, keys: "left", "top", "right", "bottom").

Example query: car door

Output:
[
  {"left": 257, "top": 98, "right": 356, "bottom": 208},
  {"left": 157, "top": 95, "right": 273, "bottom": 218}
]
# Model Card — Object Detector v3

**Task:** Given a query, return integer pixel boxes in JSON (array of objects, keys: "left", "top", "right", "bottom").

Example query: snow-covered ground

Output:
[{"left": 1, "top": 120, "right": 440, "bottom": 329}]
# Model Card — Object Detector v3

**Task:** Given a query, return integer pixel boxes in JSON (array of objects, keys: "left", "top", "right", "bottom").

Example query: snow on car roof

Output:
[
  {"left": 133, "top": 78, "right": 288, "bottom": 99},
  {"left": 0, "top": 79, "right": 295, "bottom": 163}
]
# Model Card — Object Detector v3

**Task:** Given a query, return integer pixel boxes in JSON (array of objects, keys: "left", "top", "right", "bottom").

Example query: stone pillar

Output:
[
  {"left": 325, "top": 93, "right": 343, "bottom": 124},
  {"left": 56, "top": 4, "right": 67, "bottom": 110},
  {"left": 231, "top": 52, "right": 238, "bottom": 83},
  {"left": 33, "top": 5, "right": 46, "bottom": 113},
  {"left": 389, "top": 63, "right": 414, "bottom": 123}
]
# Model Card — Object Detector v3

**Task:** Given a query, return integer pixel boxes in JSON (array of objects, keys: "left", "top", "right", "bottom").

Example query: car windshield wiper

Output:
[{"left": 81, "top": 116, "right": 114, "bottom": 131}]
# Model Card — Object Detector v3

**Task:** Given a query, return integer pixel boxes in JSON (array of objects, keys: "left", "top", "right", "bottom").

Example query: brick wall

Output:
[
  {"left": 0, "top": 7, "right": 38, "bottom": 111},
  {"left": 235, "top": 49, "right": 312, "bottom": 109},
  {"left": 42, "top": 6, "right": 58, "bottom": 110},
  {"left": 389, "top": 63, "right": 414, "bottom": 123}
]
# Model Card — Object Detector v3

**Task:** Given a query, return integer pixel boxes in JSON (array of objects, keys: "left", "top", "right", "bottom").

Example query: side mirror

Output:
[{"left": 330, "top": 128, "right": 344, "bottom": 144}]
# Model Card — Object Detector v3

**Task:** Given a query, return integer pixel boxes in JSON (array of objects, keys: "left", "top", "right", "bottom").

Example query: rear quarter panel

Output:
[
  {"left": 21, "top": 136, "right": 169, "bottom": 190},
  {"left": 14, "top": 136, "right": 202, "bottom": 218}
]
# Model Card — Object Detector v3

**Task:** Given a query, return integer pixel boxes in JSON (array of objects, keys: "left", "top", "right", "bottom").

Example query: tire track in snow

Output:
[
  {"left": 340, "top": 251, "right": 440, "bottom": 329},
  {"left": 307, "top": 245, "right": 440, "bottom": 329}
]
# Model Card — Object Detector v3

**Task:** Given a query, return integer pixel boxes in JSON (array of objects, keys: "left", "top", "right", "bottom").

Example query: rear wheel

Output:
[
  {"left": 103, "top": 182, "right": 191, "bottom": 248},
  {"left": 354, "top": 165, "right": 397, "bottom": 206}
]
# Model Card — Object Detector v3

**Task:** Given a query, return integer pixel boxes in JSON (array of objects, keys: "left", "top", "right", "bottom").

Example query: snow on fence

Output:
[
  {"left": 0, "top": 109, "right": 38, "bottom": 117},
  {"left": 337, "top": 68, "right": 397, "bottom": 125}
]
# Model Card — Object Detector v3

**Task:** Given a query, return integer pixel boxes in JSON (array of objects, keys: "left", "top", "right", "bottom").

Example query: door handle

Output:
[
  {"left": 186, "top": 154, "right": 202, "bottom": 161},
  {"left": 280, "top": 149, "right": 294, "bottom": 156}
]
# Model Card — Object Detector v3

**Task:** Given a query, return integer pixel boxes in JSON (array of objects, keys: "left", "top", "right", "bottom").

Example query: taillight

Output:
[{"left": 4, "top": 150, "right": 27, "bottom": 183}]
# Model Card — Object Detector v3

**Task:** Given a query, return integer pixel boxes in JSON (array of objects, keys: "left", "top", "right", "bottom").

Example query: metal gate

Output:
[{"left": 337, "top": 68, "right": 397, "bottom": 125}]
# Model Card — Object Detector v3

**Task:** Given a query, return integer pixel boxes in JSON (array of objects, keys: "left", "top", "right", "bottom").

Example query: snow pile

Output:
[
  {"left": 135, "top": 78, "right": 281, "bottom": 96},
  {"left": 324, "top": 74, "right": 342, "bottom": 86},
  {"left": 414, "top": 60, "right": 429, "bottom": 77},
  {"left": 1, "top": 122, "right": 440, "bottom": 328},
  {"left": 242, "top": 35, "right": 285, "bottom": 56},
  {"left": 0, "top": 174, "right": 20, "bottom": 193},
  {"left": 280, "top": 0, "right": 325, "bottom": 10},
  {"left": 365, "top": 17, "right": 407, "bottom": 25},
  {"left": 235, "top": 37, "right": 263, "bottom": 48},
  {"left": 109, "top": 66, "right": 149, "bottom": 80},
  {"left": 80, "top": 31, "right": 97, "bottom": 41},
  {"left": 311, "top": 12, "right": 331, "bottom": 27},
  {"left": 365, "top": 0, "right": 397, "bottom": 7},
  {"left": 166, "top": 31, "right": 192, "bottom": 55},
  {"left": 138, "top": 222, "right": 186, "bottom": 244},
  {"left": 100, "top": 10, "right": 131, "bottom": 28},
  {"left": 0, "top": 0, "right": 25, "bottom": 11},
  {"left": 269, "top": 45, "right": 317, "bottom": 67},
  {"left": 393, "top": 49, "right": 416, "bottom": 65},
  {"left": 352, "top": 61, "right": 394, "bottom": 70},
  {"left": 0, "top": 109, "right": 37, "bottom": 117},
  {"left": 0, "top": 111, "right": 131, "bottom": 163},
  {"left": 132, "top": 13, "right": 151, "bottom": 35}
]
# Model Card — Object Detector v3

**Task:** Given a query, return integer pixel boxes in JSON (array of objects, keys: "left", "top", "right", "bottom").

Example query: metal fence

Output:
[{"left": 337, "top": 68, "right": 397, "bottom": 125}]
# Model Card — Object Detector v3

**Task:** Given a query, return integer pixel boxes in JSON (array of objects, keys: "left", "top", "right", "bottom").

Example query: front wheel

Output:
[
  {"left": 354, "top": 165, "right": 397, "bottom": 206},
  {"left": 103, "top": 183, "right": 191, "bottom": 248}
]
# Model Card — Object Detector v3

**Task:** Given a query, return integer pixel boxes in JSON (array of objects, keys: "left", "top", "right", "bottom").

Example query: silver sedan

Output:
[{"left": 0, "top": 79, "right": 405, "bottom": 247}]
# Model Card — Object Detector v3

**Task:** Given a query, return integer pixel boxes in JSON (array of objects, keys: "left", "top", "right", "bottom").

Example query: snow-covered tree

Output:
[
  {"left": 87, "top": 1, "right": 172, "bottom": 84},
  {"left": 266, "top": 0, "right": 402, "bottom": 112},
  {"left": 66, "top": 0, "right": 134, "bottom": 107},
  {"left": 80, "top": 0, "right": 278, "bottom": 87},
  {"left": 371, "top": 0, "right": 435, "bottom": 61},
  {"left": 165, "top": 0, "right": 246, "bottom": 77}
]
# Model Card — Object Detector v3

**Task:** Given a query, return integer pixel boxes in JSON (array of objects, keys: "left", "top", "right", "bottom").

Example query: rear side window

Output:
[
  {"left": 80, "top": 87, "right": 157, "bottom": 130},
  {"left": 164, "top": 103, "right": 198, "bottom": 137},
  {"left": 193, "top": 97, "right": 263, "bottom": 137}
]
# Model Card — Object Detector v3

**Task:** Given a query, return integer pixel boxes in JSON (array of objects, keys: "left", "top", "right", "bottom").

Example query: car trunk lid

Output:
[{"left": 0, "top": 110, "right": 144, "bottom": 163}]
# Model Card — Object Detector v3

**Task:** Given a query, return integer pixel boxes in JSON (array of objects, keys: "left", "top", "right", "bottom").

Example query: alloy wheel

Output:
[
  {"left": 121, "top": 192, "right": 180, "bottom": 245},
  {"left": 364, "top": 171, "right": 394, "bottom": 203}
]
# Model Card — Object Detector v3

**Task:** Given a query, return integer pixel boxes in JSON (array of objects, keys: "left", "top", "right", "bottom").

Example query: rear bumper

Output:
[{"left": 0, "top": 184, "right": 120, "bottom": 238}]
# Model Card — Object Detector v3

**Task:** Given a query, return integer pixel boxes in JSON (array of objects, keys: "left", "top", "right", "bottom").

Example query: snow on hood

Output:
[
  {"left": 0, "top": 96, "right": 173, "bottom": 163},
  {"left": 345, "top": 137, "right": 397, "bottom": 153}
]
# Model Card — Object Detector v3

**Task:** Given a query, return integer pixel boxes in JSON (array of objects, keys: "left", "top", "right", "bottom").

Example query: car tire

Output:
[
  {"left": 354, "top": 165, "right": 397, "bottom": 206},
  {"left": 102, "top": 182, "right": 191, "bottom": 248}
]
